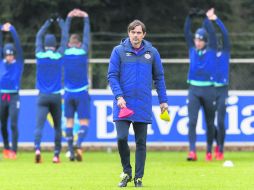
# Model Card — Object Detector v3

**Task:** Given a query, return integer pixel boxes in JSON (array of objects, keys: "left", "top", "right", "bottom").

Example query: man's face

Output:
[
  {"left": 128, "top": 25, "right": 146, "bottom": 47},
  {"left": 68, "top": 42, "right": 82, "bottom": 48},
  {"left": 5, "top": 55, "right": 15, "bottom": 63},
  {"left": 194, "top": 38, "right": 206, "bottom": 50}
]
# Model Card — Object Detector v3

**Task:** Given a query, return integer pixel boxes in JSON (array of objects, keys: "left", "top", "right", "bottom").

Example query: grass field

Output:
[{"left": 0, "top": 151, "right": 254, "bottom": 190}]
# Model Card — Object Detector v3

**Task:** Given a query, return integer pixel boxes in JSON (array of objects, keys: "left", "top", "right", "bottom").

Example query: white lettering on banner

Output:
[
  {"left": 177, "top": 105, "right": 188, "bottom": 135},
  {"left": 176, "top": 105, "right": 205, "bottom": 135},
  {"left": 94, "top": 100, "right": 116, "bottom": 139},
  {"left": 94, "top": 95, "right": 254, "bottom": 140},
  {"left": 241, "top": 105, "right": 254, "bottom": 135},
  {"left": 226, "top": 96, "right": 241, "bottom": 134},
  {"left": 147, "top": 124, "right": 154, "bottom": 135}
]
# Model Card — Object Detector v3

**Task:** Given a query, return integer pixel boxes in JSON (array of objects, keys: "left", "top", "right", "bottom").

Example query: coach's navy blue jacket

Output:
[{"left": 108, "top": 38, "right": 168, "bottom": 123}]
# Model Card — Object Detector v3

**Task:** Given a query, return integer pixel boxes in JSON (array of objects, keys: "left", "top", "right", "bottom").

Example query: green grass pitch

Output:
[{"left": 0, "top": 151, "right": 254, "bottom": 190}]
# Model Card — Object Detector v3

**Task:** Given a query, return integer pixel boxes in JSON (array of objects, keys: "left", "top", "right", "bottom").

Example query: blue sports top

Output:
[
  {"left": 214, "top": 17, "right": 230, "bottom": 86},
  {"left": 35, "top": 19, "right": 67, "bottom": 93},
  {"left": 0, "top": 25, "right": 23, "bottom": 93},
  {"left": 62, "top": 17, "right": 90, "bottom": 93},
  {"left": 184, "top": 16, "right": 217, "bottom": 86}
]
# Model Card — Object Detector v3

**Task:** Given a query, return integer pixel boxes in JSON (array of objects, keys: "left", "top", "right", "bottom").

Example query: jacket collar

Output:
[{"left": 120, "top": 38, "right": 152, "bottom": 54}]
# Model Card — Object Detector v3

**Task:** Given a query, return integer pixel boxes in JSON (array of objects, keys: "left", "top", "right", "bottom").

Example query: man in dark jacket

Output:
[{"left": 108, "top": 20, "right": 168, "bottom": 187}]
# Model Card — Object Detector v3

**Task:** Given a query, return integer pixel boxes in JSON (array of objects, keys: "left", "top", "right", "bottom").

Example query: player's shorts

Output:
[{"left": 64, "top": 90, "right": 90, "bottom": 119}]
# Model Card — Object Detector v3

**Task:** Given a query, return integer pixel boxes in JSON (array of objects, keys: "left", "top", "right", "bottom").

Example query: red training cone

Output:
[{"left": 118, "top": 107, "right": 134, "bottom": 118}]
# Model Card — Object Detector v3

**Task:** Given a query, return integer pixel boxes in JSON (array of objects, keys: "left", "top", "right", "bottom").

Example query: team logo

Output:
[
  {"left": 144, "top": 53, "right": 151, "bottom": 59},
  {"left": 126, "top": 52, "right": 132, "bottom": 56}
]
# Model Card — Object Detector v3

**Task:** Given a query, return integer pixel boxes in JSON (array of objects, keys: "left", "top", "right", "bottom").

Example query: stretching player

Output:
[
  {"left": 207, "top": 8, "right": 230, "bottom": 160},
  {"left": 34, "top": 15, "right": 67, "bottom": 163},
  {"left": 0, "top": 22, "right": 23, "bottom": 159},
  {"left": 184, "top": 8, "right": 217, "bottom": 161},
  {"left": 62, "top": 9, "right": 90, "bottom": 161}
]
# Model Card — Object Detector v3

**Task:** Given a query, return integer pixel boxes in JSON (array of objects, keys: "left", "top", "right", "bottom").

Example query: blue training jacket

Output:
[
  {"left": 184, "top": 16, "right": 217, "bottom": 86},
  {"left": 62, "top": 17, "right": 90, "bottom": 93},
  {"left": 108, "top": 38, "right": 168, "bottom": 123},
  {"left": 0, "top": 26, "right": 23, "bottom": 93},
  {"left": 35, "top": 19, "right": 67, "bottom": 94},
  {"left": 214, "top": 17, "right": 230, "bottom": 86}
]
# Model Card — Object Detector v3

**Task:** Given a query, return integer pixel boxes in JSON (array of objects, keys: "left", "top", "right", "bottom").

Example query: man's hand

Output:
[
  {"left": 117, "top": 97, "right": 126, "bottom": 109},
  {"left": 160, "top": 102, "right": 169, "bottom": 113},
  {"left": 81, "top": 11, "right": 88, "bottom": 18},
  {"left": 2, "top": 22, "right": 11, "bottom": 32},
  {"left": 75, "top": 9, "right": 88, "bottom": 17},
  {"left": 67, "top": 9, "right": 76, "bottom": 17},
  {"left": 206, "top": 8, "right": 216, "bottom": 20},
  {"left": 68, "top": 9, "right": 88, "bottom": 18}
]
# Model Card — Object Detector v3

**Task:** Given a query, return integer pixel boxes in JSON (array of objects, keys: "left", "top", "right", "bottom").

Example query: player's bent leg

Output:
[
  {"left": 34, "top": 98, "right": 49, "bottom": 163},
  {"left": 48, "top": 94, "right": 62, "bottom": 163},
  {"left": 75, "top": 119, "right": 89, "bottom": 161}
]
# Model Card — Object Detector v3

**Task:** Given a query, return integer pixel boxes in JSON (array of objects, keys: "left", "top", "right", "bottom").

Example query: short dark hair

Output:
[
  {"left": 127, "top": 20, "right": 146, "bottom": 33},
  {"left": 69, "top": 34, "right": 81, "bottom": 44}
]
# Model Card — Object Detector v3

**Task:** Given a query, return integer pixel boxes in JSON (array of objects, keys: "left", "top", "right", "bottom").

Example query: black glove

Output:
[
  {"left": 56, "top": 16, "right": 63, "bottom": 22},
  {"left": 48, "top": 18, "right": 54, "bottom": 23},
  {"left": 50, "top": 12, "right": 60, "bottom": 22}
]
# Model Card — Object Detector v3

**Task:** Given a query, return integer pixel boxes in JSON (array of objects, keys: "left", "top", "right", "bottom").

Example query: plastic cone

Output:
[
  {"left": 160, "top": 110, "right": 170, "bottom": 121},
  {"left": 118, "top": 107, "right": 134, "bottom": 118}
]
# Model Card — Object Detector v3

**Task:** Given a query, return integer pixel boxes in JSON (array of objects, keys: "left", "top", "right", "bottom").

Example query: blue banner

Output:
[{"left": 0, "top": 90, "right": 254, "bottom": 144}]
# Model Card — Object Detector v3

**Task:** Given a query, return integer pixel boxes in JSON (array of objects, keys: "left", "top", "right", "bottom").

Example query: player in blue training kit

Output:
[
  {"left": 0, "top": 23, "right": 23, "bottom": 159},
  {"left": 207, "top": 9, "right": 230, "bottom": 160},
  {"left": 108, "top": 20, "right": 168, "bottom": 187},
  {"left": 184, "top": 8, "right": 217, "bottom": 161},
  {"left": 62, "top": 9, "right": 90, "bottom": 162},
  {"left": 34, "top": 16, "right": 67, "bottom": 163}
]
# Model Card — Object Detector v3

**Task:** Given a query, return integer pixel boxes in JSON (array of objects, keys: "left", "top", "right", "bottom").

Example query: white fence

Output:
[{"left": 24, "top": 58, "right": 254, "bottom": 64}]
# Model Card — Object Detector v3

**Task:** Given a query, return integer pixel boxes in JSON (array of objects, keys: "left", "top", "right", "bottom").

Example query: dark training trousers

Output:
[
  {"left": 214, "top": 86, "right": 228, "bottom": 153},
  {"left": 187, "top": 85, "right": 216, "bottom": 153},
  {"left": 0, "top": 93, "right": 20, "bottom": 152},
  {"left": 115, "top": 120, "right": 147, "bottom": 179},
  {"left": 34, "top": 93, "right": 62, "bottom": 156}
]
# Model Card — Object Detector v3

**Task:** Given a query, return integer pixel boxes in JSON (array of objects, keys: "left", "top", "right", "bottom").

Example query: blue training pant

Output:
[
  {"left": 115, "top": 120, "right": 147, "bottom": 179},
  {"left": 187, "top": 85, "right": 216, "bottom": 153},
  {"left": 0, "top": 93, "right": 20, "bottom": 152},
  {"left": 214, "top": 86, "right": 228, "bottom": 152},
  {"left": 34, "top": 93, "right": 62, "bottom": 155}
]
